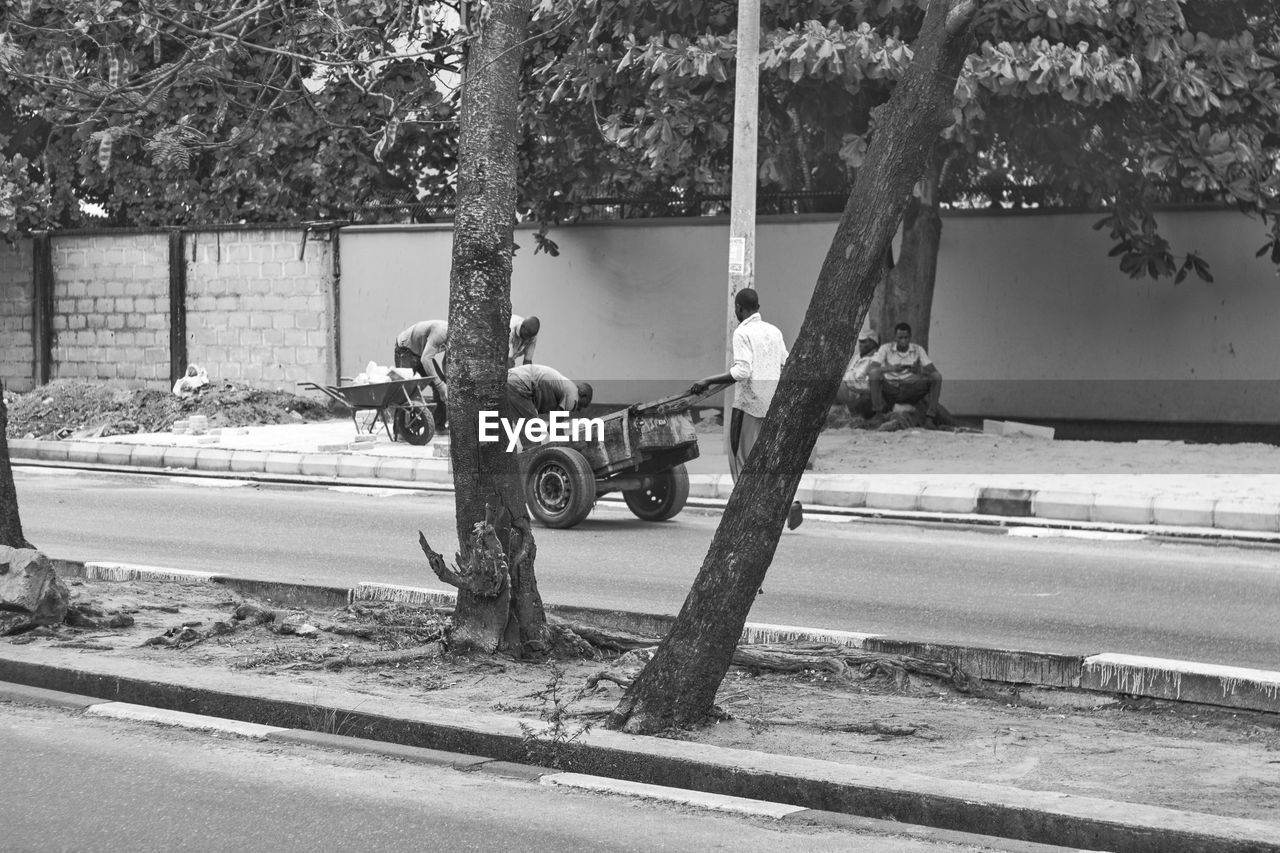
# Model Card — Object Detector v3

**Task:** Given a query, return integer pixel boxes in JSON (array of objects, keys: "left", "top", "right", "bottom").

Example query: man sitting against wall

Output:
[
  {"left": 867, "top": 322, "right": 945, "bottom": 430},
  {"left": 835, "top": 326, "right": 881, "bottom": 422}
]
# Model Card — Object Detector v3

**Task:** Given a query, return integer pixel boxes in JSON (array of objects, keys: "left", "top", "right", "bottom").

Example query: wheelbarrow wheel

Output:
[
  {"left": 394, "top": 406, "right": 435, "bottom": 446},
  {"left": 525, "top": 446, "right": 596, "bottom": 529},
  {"left": 623, "top": 464, "right": 689, "bottom": 522}
]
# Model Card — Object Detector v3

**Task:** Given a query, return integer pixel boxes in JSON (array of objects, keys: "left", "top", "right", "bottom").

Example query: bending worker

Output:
[
  {"left": 393, "top": 319, "right": 449, "bottom": 431},
  {"left": 508, "top": 314, "right": 540, "bottom": 368},
  {"left": 506, "top": 363, "right": 592, "bottom": 420}
]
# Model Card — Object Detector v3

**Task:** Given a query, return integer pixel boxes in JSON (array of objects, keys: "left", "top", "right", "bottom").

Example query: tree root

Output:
[
  {"left": 550, "top": 619, "right": 660, "bottom": 653},
  {"left": 143, "top": 602, "right": 276, "bottom": 649},
  {"left": 825, "top": 721, "right": 922, "bottom": 737},
  {"left": 575, "top": 637, "right": 972, "bottom": 700},
  {"left": 732, "top": 643, "right": 970, "bottom": 692},
  {"left": 323, "top": 642, "right": 444, "bottom": 671}
]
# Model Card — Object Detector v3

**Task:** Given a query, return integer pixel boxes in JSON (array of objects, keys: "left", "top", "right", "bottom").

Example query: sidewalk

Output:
[{"left": 8, "top": 418, "right": 1280, "bottom": 536}]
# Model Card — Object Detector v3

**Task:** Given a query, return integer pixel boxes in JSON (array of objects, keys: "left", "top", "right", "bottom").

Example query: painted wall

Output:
[
  {"left": 929, "top": 209, "right": 1280, "bottom": 421},
  {"left": 1, "top": 209, "right": 1274, "bottom": 423},
  {"left": 337, "top": 209, "right": 1280, "bottom": 423},
  {"left": 336, "top": 225, "right": 453, "bottom": 373}
]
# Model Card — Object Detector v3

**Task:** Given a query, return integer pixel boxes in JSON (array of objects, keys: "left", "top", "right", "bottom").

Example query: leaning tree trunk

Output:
[
  {"left": 0, "top": 384, "right": 32, "bottom": 549},
  {"left": 607, "top": 0, "right": 981, "bottom": 735},
  {"left": 873, "top": 141, "right": 948, "bottom": 350},
  {"left": 419, "top": 0, "right": 549, "bottom": 658}
]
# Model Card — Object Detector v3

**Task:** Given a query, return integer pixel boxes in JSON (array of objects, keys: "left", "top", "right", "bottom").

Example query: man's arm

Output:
[
  {"left": 690, "top": 371, "right": 733, "bottom": 394},
  {"left": 522, "top": 337, "right": 537, "bottom": 366},
  {"left": 915, "top": 346, "right": 935, "bottom": 377},
  {"left": 691, "top": 328, "right": 750, "bottom": 393}
]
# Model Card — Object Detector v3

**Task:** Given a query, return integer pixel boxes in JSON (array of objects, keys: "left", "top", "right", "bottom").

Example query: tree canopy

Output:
[
  {"left": 522, "top": 0, "right": 1280, "bottom": 278},
  {"left": 0, "top": 0, "right": 458, "bottom": 232},
  {"left": 4, "top": 0, "right": 1278, "bottom": 278}
]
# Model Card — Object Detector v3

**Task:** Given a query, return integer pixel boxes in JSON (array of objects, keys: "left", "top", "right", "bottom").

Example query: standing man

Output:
[
  {"left": 393, "top": 319, "right": 449, "bottom": 431},
  {"left": 868, "top": 321, "right": 943, "bottom": 425},
  {"left": 690, "top": 288, "right": 802, "bottom": 529},
  {"left": 508, "top": 314, "right": 540, "bottom": 368}
]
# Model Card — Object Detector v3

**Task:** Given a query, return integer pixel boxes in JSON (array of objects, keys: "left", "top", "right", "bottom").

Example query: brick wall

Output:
[
  {"left": 50, "top": 233, "right": 170, "bottom": 386},
  {"left": 0, "top": 240, "right": 34, "bottom": 392},
  {"left": 185, "top": 228, "right": 335, "bottom": 389}
]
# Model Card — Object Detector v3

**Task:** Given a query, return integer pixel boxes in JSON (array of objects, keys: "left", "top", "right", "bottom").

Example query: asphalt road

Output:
[
  {"left": 15, "top": 466, "right": 1280, "bottom": 670},
  {"left": 2, "top": 702, "right": 914, "bottom": 853}
]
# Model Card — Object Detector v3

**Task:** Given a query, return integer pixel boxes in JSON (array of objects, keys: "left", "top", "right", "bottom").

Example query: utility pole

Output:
[{"left": 723, "top": 0, "right": 760, "bottom": 458}]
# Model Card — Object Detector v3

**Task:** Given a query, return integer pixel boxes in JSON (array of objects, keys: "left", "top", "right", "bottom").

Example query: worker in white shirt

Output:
[
  {"left": 508, "top": 314, "right": 540, "bottom": 368},
  {"left": 690, "top": 288, "right": 802, "bottom": 529}
]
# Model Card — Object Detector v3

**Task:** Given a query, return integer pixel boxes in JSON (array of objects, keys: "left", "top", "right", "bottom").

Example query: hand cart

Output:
[
  {"left": 519, "top": 381, "right": 731, "bottom": 529},
  {"left": 298, "top": 377, "right": 437, "bottom": 445}
]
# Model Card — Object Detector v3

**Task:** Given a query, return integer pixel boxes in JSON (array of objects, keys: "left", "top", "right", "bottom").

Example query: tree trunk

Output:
[
  {"left": 606, "top": 0, "right": 979, "bottom": 735},
  {"left": 0, "top": 384, "right": 32, "bottom": 550},
  {"left": 423, "top": 0, "right": 549, "bottom": 658},
  {"left": 873, "top": 142, "right": 947, "bottom": 350}
]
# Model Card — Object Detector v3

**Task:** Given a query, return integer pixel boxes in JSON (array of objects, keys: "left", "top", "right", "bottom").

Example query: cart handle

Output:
[{"left": 634, "top": 379, "right": 734, "bottom": 416}]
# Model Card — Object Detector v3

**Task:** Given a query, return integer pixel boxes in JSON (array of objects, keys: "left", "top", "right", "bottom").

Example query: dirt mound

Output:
[{"left": 4, "top": 379, "right": 339, "bottom": 440}]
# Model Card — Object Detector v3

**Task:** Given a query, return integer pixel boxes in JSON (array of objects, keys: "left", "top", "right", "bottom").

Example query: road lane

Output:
[
  {"left": 17, "top": 466, "right": 1280, "bottom": 669},
  {"left": 1, "top": 702, "right": 892, "bottom": 853}
]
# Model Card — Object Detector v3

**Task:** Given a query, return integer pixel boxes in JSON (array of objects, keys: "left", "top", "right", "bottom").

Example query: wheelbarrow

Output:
[
  {"left": 519, "top": 380, "right": 732, "bottom": 529},
  {"left": 298, "top": 377, "right": 437, "bottom": 445}
]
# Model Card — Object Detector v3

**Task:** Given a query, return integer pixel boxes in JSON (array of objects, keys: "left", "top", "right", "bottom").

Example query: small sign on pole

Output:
[{"left": 728, "top": 237, "right": 746, "bottom": 275}]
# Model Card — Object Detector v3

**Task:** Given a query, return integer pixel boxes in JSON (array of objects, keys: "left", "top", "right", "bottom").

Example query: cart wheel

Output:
[
  {"left": 395, "top": 407, "right": 435, "bottom": 446},
  {"left": 525, "top": 446, "right": 596, "bottom": 529},
  {"left": 623, "top": 464, "right": 690, "bottom": 522}
]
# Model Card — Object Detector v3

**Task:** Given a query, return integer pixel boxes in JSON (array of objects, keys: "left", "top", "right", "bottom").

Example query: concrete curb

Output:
[
  {"left": 11, "top": 438, "right": 1280, "bottom": 537},
  {"left": 63, "top": 562, "right": 1280, "bottom": 715},
  {"left": 0, "top": 652, "right": 1275, "bottom": 853},
  {"left": 0, "top": 680, "right": 1106, "bottom": 853}
]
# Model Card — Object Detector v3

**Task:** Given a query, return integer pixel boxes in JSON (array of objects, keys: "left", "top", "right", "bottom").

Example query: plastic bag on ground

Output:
[{"left": 172, "top": 364, "right": 209, "bottom": 398}]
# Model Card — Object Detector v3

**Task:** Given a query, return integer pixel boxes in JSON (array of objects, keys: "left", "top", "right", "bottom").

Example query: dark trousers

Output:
[{"left": 393, "top": 347, "right": 448, "bottom": 430}]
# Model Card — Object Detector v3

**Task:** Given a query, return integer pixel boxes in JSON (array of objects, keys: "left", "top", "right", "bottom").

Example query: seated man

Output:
[
  {"left": 508, "top": 314, "right": 540, "bottom": 369},
  {"left": 394, "top": 319, "right": 449, "bottom": 431},
  {"left": 506, "top": 363, "right": 592, "bottom": 420},
  {"left": 868, "top": 322, "right": 942, "bottom": 425},
  {"left": 834, "top": 327, "right": 880, "bottom": 421}
]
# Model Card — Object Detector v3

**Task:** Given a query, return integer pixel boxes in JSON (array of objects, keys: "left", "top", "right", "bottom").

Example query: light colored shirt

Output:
[
  {"left": 842, "top": 353, "right": 876, "bottom": 393},
  {"left": 873, "top": 342, "right": 933, "bottom": 382},
  {"left": 507, "top": 364, "right": 577, "bottom": 414},
  {"left": 730, "top": 313, "right": 789, "bottom": 418},
  {"left": 508, "top": 315, "right": 538, "bottom": 365},
  {"left": 396, "top": 320, "right": 448, "bottom": 360}
]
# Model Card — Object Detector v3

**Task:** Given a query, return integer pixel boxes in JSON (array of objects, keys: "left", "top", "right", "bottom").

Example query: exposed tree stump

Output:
[{"left": 419, "top": 502, "right": 512, "bottom": 599}]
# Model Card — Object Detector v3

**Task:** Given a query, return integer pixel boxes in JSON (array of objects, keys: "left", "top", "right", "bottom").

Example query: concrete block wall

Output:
[
  {"left": 0, "top": 240, "right": 34, "bottom": 392},
  {"left": 51, "top": 233, "right": 170, "bottom": 386},
  {"left": 184, "top": 228, "right": 335, "bottom": 390}
]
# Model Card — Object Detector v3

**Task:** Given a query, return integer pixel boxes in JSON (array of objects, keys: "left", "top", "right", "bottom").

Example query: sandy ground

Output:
[
  {"left": 9, "top": 577, "right": 1279, "bottom": 828},
  {"left": 809, "top": 428, "right": 1280, "bottom": 476}
]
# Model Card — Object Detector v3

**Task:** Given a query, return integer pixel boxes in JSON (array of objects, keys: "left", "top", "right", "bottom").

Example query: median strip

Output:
[{"left": 49, "top": 564, "right": 1280, "bottom": 715}]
